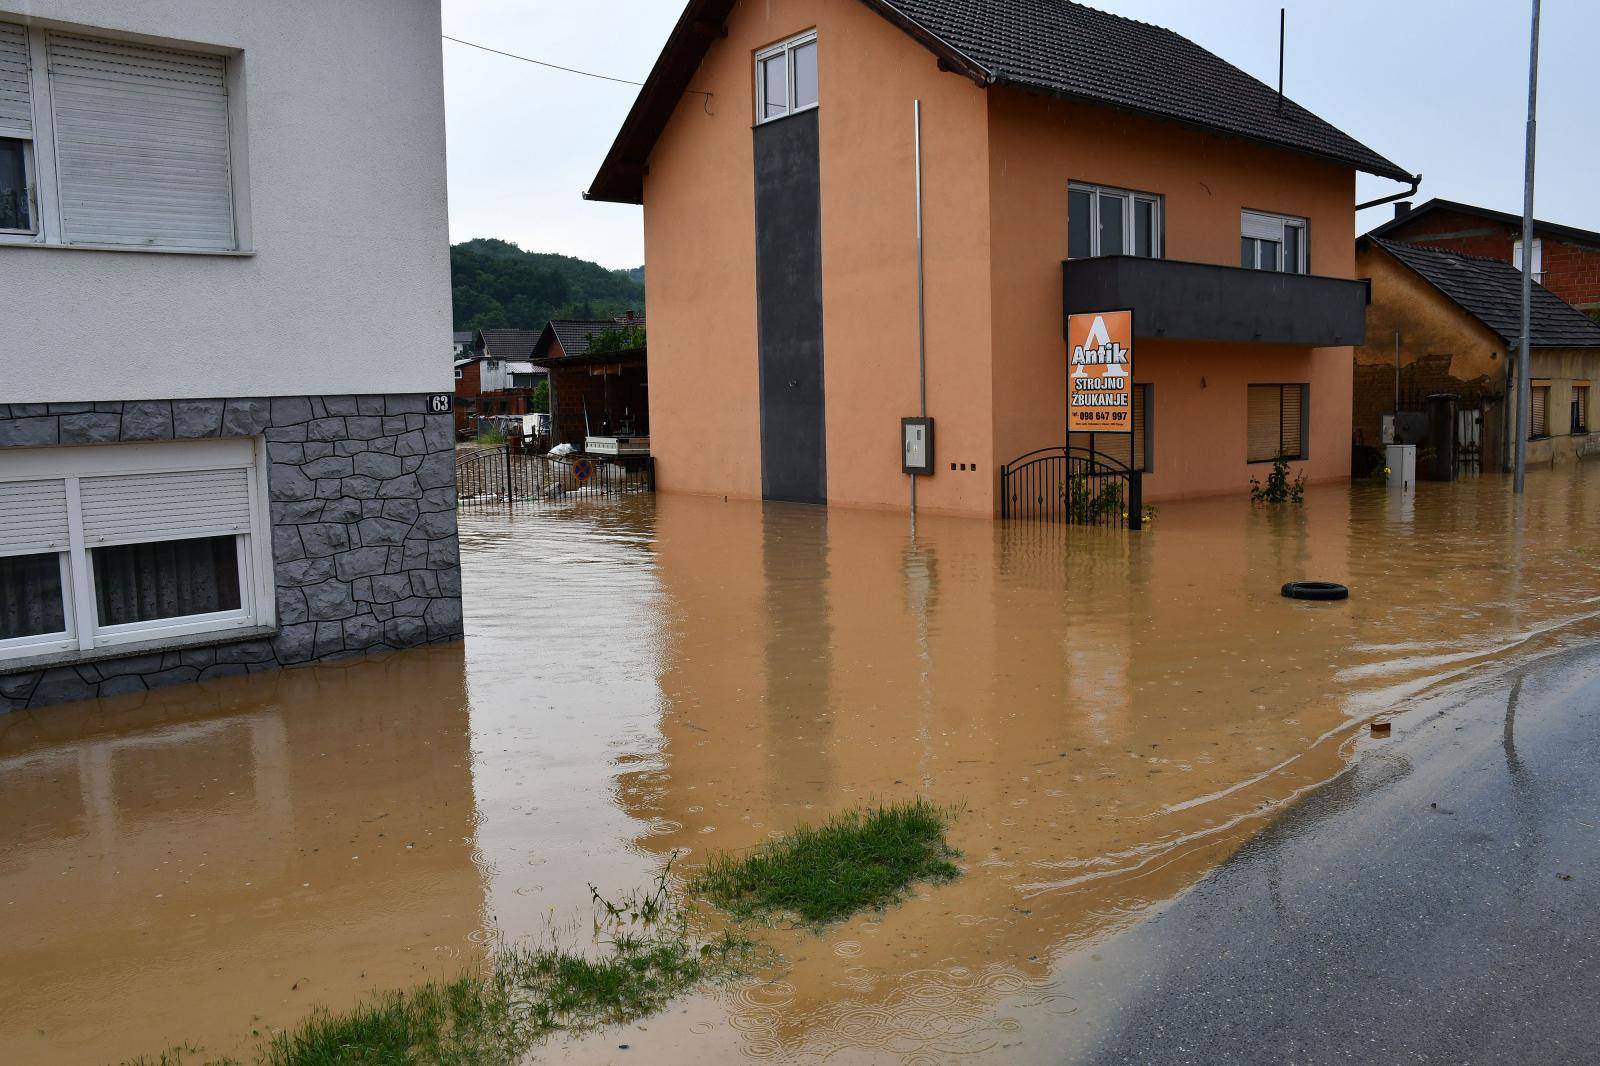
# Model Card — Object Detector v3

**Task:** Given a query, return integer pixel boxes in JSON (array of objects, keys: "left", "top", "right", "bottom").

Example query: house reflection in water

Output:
[
  {"left": 617, "top": 492, "right": 1362, "bottom": 1060},
  {"left": 0, "top": 644, "right": 485, "bottom": 1065}
]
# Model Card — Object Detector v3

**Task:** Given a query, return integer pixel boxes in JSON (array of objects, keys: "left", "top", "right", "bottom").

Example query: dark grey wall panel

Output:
[{"left": 753, "top": 110, "right": 827, "bottom": 504}]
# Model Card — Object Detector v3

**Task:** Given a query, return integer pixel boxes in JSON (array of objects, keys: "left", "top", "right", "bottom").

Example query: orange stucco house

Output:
[{"left": 587, "top": 0, "right": 1414, "bottom": 516}]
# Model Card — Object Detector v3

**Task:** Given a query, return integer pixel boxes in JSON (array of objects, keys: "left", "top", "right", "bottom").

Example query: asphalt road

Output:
[{"left": 1055, "top": 645, "right": 1600, "bottom": 1065}]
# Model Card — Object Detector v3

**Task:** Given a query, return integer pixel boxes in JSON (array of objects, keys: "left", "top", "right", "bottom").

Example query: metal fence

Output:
[
  {"left": 455, "top": 447, "right": 654, "bottom": 514},
  {"left": 999, "top": 447, "right": 1144, "bottom": 530}
]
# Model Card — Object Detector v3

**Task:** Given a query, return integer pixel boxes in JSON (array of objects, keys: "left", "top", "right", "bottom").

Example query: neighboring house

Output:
[
  {"left": 0, "top": 1, "right": 460, "bottom": 711},
  {"left": 1355, "top": 237, "right": 1600, "bottom": 470},
  {"left": 532, "top": 316, "right": 648, "bottom": 449},
  {"left": 475, "top": 328, "right": 544, "bottom": 365},
  {"left": 452, "top": 327, "right": 551, "bottom": 436},
  {"left": 1368, "top": 199, "right": 1600, "bottom": 321},
  {"left": 452, "top": 330, "right": 475, "bottom": 357},
  {"left": 586, "top": 0, "right": 1411, "bottom": 513}
]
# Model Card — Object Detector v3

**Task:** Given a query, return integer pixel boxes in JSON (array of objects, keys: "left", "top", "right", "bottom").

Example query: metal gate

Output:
[
  {"left": 1000, "top": 447, "right": 1144, "bottom": 529},
  {"left": 455, "top": 447, "right": 654, "bottom": 514}
]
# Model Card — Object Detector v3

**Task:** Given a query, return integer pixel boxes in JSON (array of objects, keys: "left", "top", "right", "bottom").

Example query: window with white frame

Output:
[
  {"left": 0, "top": 20, "right": 237, "bottom": 251},
  {"left": 1512, "top": 237, "right": 1544, "bottom": 284},
  {"left": 755, "top": 31, "right": 818, "bottom": 124},
  {"left": 1241, "top": 210, "right": 1308, "bottom": 273},
  {"left": 0, "top": 440, "right": 272, "bottom": 663},
  {"left": 1068, "top": 182, "right": 1163, "bottom": 259}
]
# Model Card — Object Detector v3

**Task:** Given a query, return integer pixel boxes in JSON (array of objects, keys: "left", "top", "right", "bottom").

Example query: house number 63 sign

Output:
[{"left": 429, "top": 394, "right": 454, "bottom": 414}]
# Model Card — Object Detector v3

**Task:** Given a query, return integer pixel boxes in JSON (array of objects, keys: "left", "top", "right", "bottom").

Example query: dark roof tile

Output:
[
  {"left": 1371, "top": 238, "right": 1600, "bottom": 349},
  {"left": 476, "top": 329, "right": 544, "bottom": 360},
  {"left": 588, "top": 0, "right": 1411, "bottom": 203}
]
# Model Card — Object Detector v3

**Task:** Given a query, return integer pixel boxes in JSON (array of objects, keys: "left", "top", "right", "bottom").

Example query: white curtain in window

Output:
[{"left": 47, "top": 33, "right": 234, "bottom": 248}]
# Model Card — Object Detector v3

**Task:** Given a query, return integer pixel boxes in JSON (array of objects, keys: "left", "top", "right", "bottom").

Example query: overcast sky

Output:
[{"left": 442, "top": 0, "right": 1596, "bottom": 270}]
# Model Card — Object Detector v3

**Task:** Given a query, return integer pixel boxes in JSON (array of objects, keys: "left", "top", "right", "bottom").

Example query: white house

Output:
[{"left": 0, "top": 0, "right": 461, "bottom": 710}]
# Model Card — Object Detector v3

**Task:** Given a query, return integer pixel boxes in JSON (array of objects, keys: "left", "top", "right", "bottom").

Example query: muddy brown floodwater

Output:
[{"left": 2, "top": 466, "right": 1598, "bottom": 1064}]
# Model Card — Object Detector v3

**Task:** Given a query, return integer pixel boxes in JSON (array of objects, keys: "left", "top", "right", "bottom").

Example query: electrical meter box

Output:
[
  {"left": 902, "top": 417, "right": 934, "bottom": 476},
  {"left": 1386, "top": 443, "right": 1416, "bottom": 492}
]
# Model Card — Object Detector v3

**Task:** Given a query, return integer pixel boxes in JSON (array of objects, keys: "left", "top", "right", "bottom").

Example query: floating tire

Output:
[{"left": 1282, "top": 581, "right": 1349, "bottom": 602}]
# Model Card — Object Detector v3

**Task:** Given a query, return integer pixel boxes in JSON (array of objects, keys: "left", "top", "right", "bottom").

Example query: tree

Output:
[{"left": 450, "top": 238, "right": 645, "bottom": 332}]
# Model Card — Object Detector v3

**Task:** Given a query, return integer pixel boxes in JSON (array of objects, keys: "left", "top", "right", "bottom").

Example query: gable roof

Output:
[
  {"left": 533, "top": 317, "right": 648, "bottom": 361},
  {"left": 1366, "top": 238, "right": 1600, "bottom": 349},
  {"left": 587, "top": 0, "right": 1412, "bottom": 204},
  {"left": 476, "top": 329, "right": 545, "bottom": 360},
  {"left": 1366, "top": 198, "right": 1600, "bottom": 249}
]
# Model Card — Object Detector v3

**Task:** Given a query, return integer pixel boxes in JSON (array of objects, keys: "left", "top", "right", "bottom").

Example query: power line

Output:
[
  {"left": 443, "top": 34, "right": 644, "bottom": 86},
  {"left": 442, "top": 34, "right": 712, "bottom": 98}
]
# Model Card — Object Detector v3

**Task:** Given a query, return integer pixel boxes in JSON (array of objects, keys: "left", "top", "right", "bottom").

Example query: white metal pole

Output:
[
  {"left": 1514, "top": 0, "right": 1541, "bottom": 495},
  {"left": 911, "top": 99, "right": 927, "bottom": 517}
]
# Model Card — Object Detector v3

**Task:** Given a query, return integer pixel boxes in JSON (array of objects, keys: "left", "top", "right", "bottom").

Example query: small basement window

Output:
[
  {"left": 755, "top": 31, "right": 818, "bottom": 124},
  {"left": 1574, "top": 383, "right": 1591, "bottom": 434},
  {"left": 1248, "top": 384, "right": 1309, "bottom": 462},
  {"left": 0, "top": 440, "right": 271, "bottom": 664}
]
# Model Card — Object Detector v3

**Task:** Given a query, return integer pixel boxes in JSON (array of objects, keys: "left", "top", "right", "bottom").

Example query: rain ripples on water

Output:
[{"left": 2, "top": 466, "right": 1598, "bottom": 1063}]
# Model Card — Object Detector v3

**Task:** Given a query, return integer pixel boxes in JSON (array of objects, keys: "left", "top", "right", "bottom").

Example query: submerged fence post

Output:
[
  {"left": 504, "top": 445, "right": 513, "bottom": 511},
  {"left": 1129, "top": 471, "right": 1143, "bottom": 531}
]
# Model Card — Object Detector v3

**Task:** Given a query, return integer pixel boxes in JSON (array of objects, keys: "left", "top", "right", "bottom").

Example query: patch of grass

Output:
[
  {"left": 123, "top": 871, "right": 751, "bottom": 1066},
  {"left": 690, "top": 799, "right": 961, "bottom": 925}
]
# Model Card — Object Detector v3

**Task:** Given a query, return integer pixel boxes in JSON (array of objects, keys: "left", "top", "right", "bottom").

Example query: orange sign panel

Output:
[{"left": 1067, "top": 309, "right": 1134, "bottom": 433}]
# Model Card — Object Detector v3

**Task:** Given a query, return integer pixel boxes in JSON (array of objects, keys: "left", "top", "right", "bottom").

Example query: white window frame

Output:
[
  {"left": 0, "top": 439, "right": 274, "bottom": 663},
  {"left": 1512, "top": 237, "right": 1544, "bottom": 284},
  {"left": 0, "top": 20, "right": 246, "bottom": 254},
  {"left": 754, "top": 31, "right": 818, "bottom": 125},
  {"left": 1241, "top": 210, "right": 1309, "bottom": 274},
  {"left": 1068, "top": 182, "right": 1164, "bottom": 259}
]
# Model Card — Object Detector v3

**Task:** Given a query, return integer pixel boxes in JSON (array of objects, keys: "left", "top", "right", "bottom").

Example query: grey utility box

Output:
[{"left": 1386, "top": 443, "right": 1416, "bottom": 492}]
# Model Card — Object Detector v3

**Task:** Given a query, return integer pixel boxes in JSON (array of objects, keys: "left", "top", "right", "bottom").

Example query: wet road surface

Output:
[
  {"left": 2, "top": 465, "right": 1599, "bottom": 1062},
  {"left": 1056, "top": 645, "right": 1600, "bottom": 1065}
]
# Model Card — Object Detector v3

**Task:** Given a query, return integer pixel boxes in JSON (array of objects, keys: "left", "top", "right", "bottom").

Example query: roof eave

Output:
[{"left": 996, "top": 75, "right": 1412, "bottom": 184}]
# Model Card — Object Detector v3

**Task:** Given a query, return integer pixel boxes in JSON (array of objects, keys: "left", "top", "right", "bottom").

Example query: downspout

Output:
[{"left": 1356, "top": 173, "right": 1422, "bottom": 214}]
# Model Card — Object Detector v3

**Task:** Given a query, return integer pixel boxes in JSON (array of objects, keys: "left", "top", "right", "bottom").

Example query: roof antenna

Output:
[{"left": 1277, "top": 8, "right": 1286, "bottom": 114}]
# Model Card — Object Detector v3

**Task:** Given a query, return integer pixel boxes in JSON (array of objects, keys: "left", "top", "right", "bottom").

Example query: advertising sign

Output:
[{"left": 1067, "top": 309, "right": 1134, "bottom": 434}]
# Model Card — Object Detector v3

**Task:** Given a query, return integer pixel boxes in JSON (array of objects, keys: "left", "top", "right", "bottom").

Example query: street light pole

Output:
[{"left": 1513, "top": 0, "right": 1541, "bottom": 495}]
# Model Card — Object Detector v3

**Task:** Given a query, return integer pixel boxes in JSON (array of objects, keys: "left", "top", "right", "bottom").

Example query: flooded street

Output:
[{"left": 3, "top": 466, "right": 1600, "bottom": 1063}]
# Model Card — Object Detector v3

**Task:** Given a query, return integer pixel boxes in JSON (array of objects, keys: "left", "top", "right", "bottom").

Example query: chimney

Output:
[{"left": 1393, "top": 201, "right": 1413, "bottom": 221}]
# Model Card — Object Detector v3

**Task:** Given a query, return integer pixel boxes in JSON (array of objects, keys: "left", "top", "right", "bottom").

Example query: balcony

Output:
[{"left": 1062, "top": 256, "right": 1368, "bottom": 347}]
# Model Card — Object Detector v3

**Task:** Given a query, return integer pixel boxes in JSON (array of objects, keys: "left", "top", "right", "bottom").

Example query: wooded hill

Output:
[{"left": 451, "top": 238, "right": 644, "bottom": 333}]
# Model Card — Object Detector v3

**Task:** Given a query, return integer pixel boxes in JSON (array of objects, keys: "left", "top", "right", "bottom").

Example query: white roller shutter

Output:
[
  {"left": 79, "top": 468, "right": 253, "bottom": 547},
  {"left": 47, "top": 32, "right": 234, "bottom": 249},
  {"left": 0, "top": 22, "right": 30, "bottom": 135},
  {"left": 1242, "top": 211, "right": 1285, "bottom": 242},
  {"left": 0, "top": 479, "right": 70, "bottom": 557}
]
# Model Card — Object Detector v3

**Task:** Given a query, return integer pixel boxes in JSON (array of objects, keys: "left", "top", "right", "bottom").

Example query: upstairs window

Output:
[
  {"left": 1242, "top": 210, "right": 1308, "bottom": 274},
  {"left": 0, "top": 21, "right": 238, "bottom": 251},
  {"left": 1512, "top": 238, "right": 1544, "bottom": 284},
  {"left": 1069, "top": 182, "right": 1162, "bottom": 259},
  {"left": 756, "top": 32, "right": 818, "bottom": 124}
]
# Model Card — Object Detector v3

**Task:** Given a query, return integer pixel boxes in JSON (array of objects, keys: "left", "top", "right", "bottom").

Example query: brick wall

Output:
[
  {"left": 1385, "top": 209, "right": 1600, "bottom": 313},
  {"left": 0, "top": 394, "right": 463, "bottom": 711}
]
